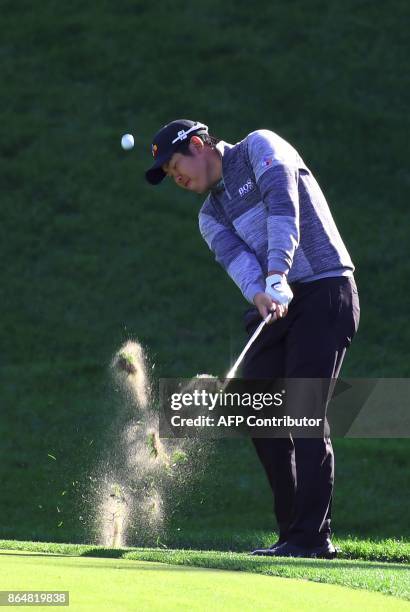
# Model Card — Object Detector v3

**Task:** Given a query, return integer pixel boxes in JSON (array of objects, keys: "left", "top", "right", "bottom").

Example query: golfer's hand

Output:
[
  {"left": 253, "top": 292, "right": 286, "bottom": 324},
  {"left": 265, "top": 274, "right": 293, "bottom": 309}
]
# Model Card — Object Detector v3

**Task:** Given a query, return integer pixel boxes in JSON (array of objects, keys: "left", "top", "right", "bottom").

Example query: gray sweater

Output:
[{"left": 199, "top": 129, "right": 354, "bottom": 303}]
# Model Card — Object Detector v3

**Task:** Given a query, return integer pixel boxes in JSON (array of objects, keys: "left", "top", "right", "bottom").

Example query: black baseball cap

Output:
[{"left": 145, "top": 119, "right": 209, "bottom": 185}]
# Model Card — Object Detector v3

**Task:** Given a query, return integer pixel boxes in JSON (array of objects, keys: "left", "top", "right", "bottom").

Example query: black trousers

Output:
[{"left": 242, "top": 276, "right": 360, "bottom": 547}]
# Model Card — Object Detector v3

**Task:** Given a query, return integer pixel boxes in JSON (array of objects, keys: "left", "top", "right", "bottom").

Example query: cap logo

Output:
[
  {"left": 176, "top": 129, "right": 187, "bottom": 141},
  {"left": 171, "top": 122, "right": 209, "bottom": 145},
  {"left": 152, "top": 144, "right": 158, "bottom": 158}
]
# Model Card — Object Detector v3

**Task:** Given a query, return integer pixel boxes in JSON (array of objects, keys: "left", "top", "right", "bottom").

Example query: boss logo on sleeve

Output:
[{"left": 239, "top": 178, "right": 255, "bottom": 197}]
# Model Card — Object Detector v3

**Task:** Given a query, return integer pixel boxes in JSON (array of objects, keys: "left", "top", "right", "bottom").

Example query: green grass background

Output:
[{"left": 1, "top": 0, "right": 409, "bottom": 548}]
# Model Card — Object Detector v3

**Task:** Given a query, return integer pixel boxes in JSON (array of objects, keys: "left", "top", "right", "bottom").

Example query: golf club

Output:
[{"left": 225, "top": 311, "right": 274, "bottom": 379}]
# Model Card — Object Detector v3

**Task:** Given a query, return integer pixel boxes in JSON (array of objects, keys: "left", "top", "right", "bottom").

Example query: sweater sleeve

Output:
[
  {"left": 247, "top": 130, "right": 300, "bottom": 275},
  {"left": 198, "top": 195, "right": 265, "bottom": 303}
]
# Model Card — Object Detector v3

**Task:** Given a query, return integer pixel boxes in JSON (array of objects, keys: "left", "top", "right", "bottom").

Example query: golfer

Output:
[{"left": 145, "top": 119, "right": 360, "bottom": 559}]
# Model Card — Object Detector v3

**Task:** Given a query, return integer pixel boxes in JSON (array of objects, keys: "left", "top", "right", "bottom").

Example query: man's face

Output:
[{"left": 162, "top": 139, "right": 210, "bottom": 194}]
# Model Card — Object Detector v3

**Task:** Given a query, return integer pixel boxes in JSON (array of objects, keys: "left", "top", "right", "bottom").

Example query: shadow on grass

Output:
[{"left": 80, "top": 548, "right": 127, "bottom": 558}]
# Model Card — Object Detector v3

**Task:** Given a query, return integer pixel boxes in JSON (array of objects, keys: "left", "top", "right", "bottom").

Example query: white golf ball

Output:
[{"left": 121, "top": 133, "right": 134, "bottom": 150}]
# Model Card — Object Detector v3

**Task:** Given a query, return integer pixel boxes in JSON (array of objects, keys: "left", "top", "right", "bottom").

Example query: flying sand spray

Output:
[
  {"left": 96, "top": 340, "right": 191, "bottom": 547},
  {"left": 95, "top": 311, "right": 271, "bottom": 547}
]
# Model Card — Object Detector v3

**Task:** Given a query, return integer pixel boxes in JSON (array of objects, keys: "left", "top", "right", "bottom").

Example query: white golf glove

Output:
[{"left": 265, "top": 274, "right": 293, "bottom": 307}]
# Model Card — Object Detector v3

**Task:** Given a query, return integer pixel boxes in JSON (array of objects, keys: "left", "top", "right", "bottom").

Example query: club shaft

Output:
[{"left": 226, "top": 313, "right": 272, "bottom": 379}]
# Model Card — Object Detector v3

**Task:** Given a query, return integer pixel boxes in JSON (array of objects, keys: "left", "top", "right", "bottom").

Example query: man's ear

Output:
[{"left": 189, "top": 135, "right": 205, "bottom": 153}]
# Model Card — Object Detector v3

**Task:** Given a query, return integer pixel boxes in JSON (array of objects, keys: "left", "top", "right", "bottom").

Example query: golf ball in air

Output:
[{"left": 121, "top": 134, "right": 134, "bottom": 150}]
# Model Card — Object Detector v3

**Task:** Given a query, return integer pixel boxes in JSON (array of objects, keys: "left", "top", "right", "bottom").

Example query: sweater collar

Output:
[{"left": 211, "top": 140, "right": 233, "bottom": 193}]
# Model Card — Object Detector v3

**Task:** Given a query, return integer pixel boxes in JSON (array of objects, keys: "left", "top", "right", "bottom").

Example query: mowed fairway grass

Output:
[{"left": 1, "top": 550, "right": 409, "bottom": 612}]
